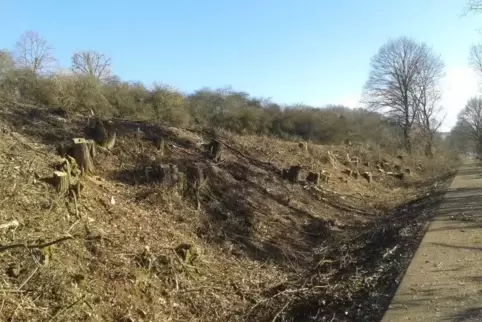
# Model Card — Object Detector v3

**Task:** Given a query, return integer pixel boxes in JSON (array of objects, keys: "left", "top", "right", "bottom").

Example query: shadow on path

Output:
[{"left": 382, "top": 162, "right": 482, "bottom": 322}]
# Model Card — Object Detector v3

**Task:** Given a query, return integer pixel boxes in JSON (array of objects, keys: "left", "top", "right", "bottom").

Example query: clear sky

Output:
[{"left": 1, "top": 0, "right": 482, "bottom": 131}]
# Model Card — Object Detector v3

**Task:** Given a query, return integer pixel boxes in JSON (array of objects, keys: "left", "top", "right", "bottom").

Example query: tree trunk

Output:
[
  {"left": 424, "top": 139, "right": 433, "bottom": 158},
  {"left": 403, "top": 126, "right": 412, "bottom": 155},
  {"left": 72, "top": 138, "right": 95, "bottom": 174}
]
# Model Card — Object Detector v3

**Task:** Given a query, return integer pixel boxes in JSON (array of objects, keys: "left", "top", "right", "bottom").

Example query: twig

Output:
[
  {"left": 0, "top": 196, "right": 10, "bottom": 207},
  {"left": 0, "top": 289, "right": 25, "bottom": 293},
  {"left": 18, "top": 266, "right": 38, "bottom": 290},
  {"left": 0, "top": 236, "right": 74, "bottom": 252},
  {"left": 179, "top": 286, "right": 224, "bottom": 293},
  {"left": 71, "top": 189, "right": 80, "bottom": 218},
  {"left": 0, "top": 219, "right": 19, "bottom": 230},
  {"left": 271, "top": 300, "right": 291, "bottom": 322},
  {"left": 248, "top": 287, "right": 310, "bottom": 314},
  {"left": 67, "top": 220, "right": 80, "bottom": 234},
  {"left": 9, "top": 303, "right": 19, "bottom": 322},
  {"left": 48, "top": 295, "right": 86, "bottom": 321}
]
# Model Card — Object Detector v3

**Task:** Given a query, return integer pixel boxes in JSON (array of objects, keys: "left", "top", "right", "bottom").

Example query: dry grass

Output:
[{"left": 0, "top": 103, "right": 458, "bottom": 321}]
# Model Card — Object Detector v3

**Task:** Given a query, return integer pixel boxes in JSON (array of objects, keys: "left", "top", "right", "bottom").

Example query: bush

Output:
[
  {"left": 0, "top": 64, "right": 455, "bottom": 163},
  {"left": 149, "top": 84, "right": 190, "bottom": 127}
]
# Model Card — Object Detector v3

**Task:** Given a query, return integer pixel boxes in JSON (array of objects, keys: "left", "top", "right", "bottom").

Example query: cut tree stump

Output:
[
  {"left": 362, "top": 171, "right": 372, "bottom": 183},
  {"left": 205, "top": 139, "right": 222, "bottom": 162},
  {"left": 86, "top": 118, "right": 116, "bottom": 150},
  {"left": 186, "top": 163, "right": 207, "bottom": 210},
  {"left": 104, "top": 132, "right": 116, "bottom": 150},
  {"left": 282, "top": 165, "right": 302, "bottom": 183},
  {"left": 72, "top": 138, "right": 95, "bottom": 174},
  {"left": 92, "top": 118, "right": 108, "bottom": 144},
  {"left": 53, "top": 171, "right": 70, "bottom": 194},
  {"left": 156, "top": 163, "right": 185, "bottom": 192},
  {"left": 306, "top": 171, "right": 320, "bottom": 185},
  {"left": 154, "top": 137, "right": 165, "bottom": 155}
]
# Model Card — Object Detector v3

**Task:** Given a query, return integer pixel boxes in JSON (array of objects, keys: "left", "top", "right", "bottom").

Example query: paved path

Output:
[{"left": 382, "top": 162, "right": 482, "bottom": 321}]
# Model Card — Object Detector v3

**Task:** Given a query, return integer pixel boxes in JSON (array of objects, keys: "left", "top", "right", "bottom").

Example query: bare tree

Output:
[
  {"left": 457, "top": 97, "right": 482, "bottom": 153},
  {"left": 14, "top": 31, "right": 56, "bottom": 75},
  {"left": 469, "top": 44, "right": 482, "bottom": 77},
  {"left": 71, "top": 51, "right": 111, "bottom": 81},
  {"left": 465, "top": 0, "right": 482, "bottom": 14},
  {"left": 363, "top": 36, "right": 443, "bottom": 153},
  {"left": 0, "top": 50, "right": 14, "bottom": 78},
  {"left": 464, "top": 1, "right": 482, "bottom": 80},
  {"left": 410, "top": 50, "right": 445, "bottom": 156}
]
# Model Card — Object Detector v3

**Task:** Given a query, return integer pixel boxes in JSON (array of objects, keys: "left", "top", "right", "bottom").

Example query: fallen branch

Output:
[
  {"left": 18, "top": 266, "right": 38, "bottom": 290},
  {"left": 216, "top": 138, "right": 280, "bottom": 174},
  {"left": 48, "top": 295, "right": 86, "bottom": 321},
  {"left": 0, "top": 236, "right": 74, "bottom": 252},
  {"left": 271, "top": 300, "right": 292, "bottom": 322},
  {"left": 0, "top": 220, "right": 19, "bottom": 230}
]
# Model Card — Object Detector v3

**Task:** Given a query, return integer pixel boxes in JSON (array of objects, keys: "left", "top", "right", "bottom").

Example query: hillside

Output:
[{"left": 0, "top": 102, "right": 457, "bottom": 322}]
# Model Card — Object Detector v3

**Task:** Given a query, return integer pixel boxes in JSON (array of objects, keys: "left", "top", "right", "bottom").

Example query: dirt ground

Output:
[{"left": 383, "top": 161, "right": 482, "bottom": 322}]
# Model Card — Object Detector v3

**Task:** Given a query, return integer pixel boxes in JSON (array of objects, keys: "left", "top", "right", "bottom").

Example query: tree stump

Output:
[
  {"left": 105, "top": 132, "right": 116, "bottom": 150},
  {"left": 186, "top": 163, "right": 207, "bottom": 210},
  {"left": 320, "top": 170, "right": 330, "bottom": 183},
  {"left": 342, "top": 169, "right": 353, "bottom": 177},
  {"left": 87, "top": 118, "right": 116, "bottom": 150},
  {"left": 154, "top": 137, "right": 165, "bottom": 155},
  {"left": 92, "top": 118, "right": 108, "bottom": 144},
  {"left": 282, "top": 165, "right": 302, "bottom": 183},
  {"left": 72, "top": 138, "right": 95, "bottom": 174},
  {"left": 53, "top": 171, "right": 70, "bottom": 194},
  {"left": 362, "top": 172, "right": 372, "bottom": 183},
  {"left": 158, "top": 164, "right": 171, "bottom": 185},
  {"left": 206, "top": 139, "right": 222, "bottom": 162},
  {"left": 156, "top": 163, "right": 181, "bottom": 187},
  {"left": 306, "top": 171, "right": 320, "bottom": 185}
]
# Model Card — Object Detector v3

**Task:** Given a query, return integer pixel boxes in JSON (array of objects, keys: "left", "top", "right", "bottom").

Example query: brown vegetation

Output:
[{"left": 0, "top": 100, "right": 459, "bottom": 321}]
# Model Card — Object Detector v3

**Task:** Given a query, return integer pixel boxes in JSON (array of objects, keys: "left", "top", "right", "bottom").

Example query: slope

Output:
[{"left": 0, "top": 102, "right": 457, "bottom": 321}]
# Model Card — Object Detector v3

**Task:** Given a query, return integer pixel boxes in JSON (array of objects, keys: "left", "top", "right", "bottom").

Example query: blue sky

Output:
[{"left": 1, "top": 0, "right": 482, "bottom": 131}]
